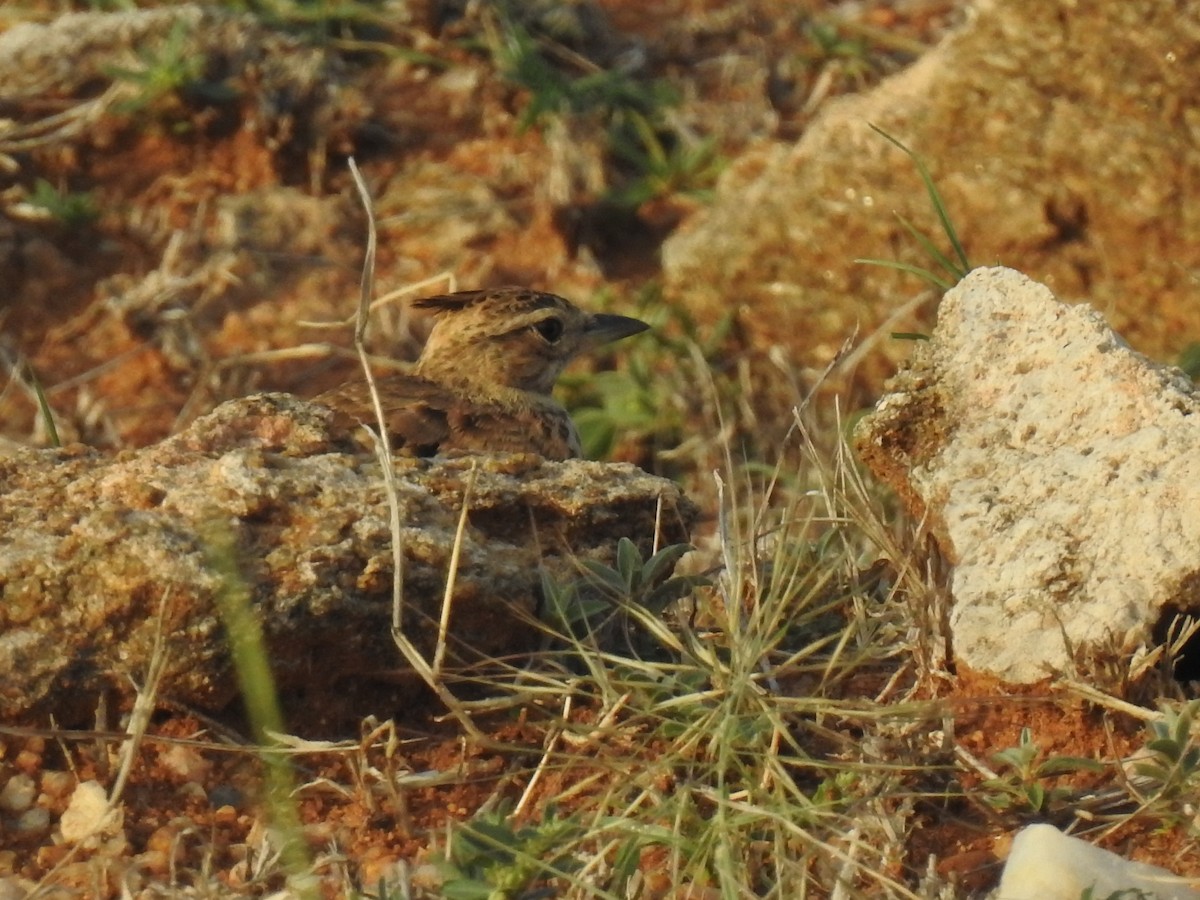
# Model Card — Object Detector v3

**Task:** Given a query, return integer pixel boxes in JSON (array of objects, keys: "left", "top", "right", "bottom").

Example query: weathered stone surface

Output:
[
  {"left": 0, "top": 394, "right": 694, "bottom": 722},
  {"left": 856, "top": 267, "right": 1200, "bottom": 683},
  {"left": 663, "top": 0, "right": 1200, "bottom": 391}
]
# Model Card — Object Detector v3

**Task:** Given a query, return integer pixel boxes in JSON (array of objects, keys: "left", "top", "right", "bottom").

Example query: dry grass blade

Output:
[
  {"left": 344, "top": 156, "right": 403, "bottom": 623},
  {"left": 296, "top": 271, "right": 456, "bottom": 329},
  {"left": 434, "top": 459, "right": 479, "bottom": 678},
  {"left": 109, "top": 588, "right": 173, "bottom": 806},
  {"left": 24, "top": 593, "right": 172, "bottom": 897},
  {"left": 344, "top": 156, "right": 484, "bottom": 741}
]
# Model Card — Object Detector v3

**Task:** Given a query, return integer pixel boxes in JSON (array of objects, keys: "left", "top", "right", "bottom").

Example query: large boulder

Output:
[
  {"left": 856, "top": 267, "right": 1200, "bottom": 683},
  {"left": 663, "top": 0, "right": 1200, "bottom": 396},
  {"left": 0, "top": 394, "right": 694, "bottom": 725}
]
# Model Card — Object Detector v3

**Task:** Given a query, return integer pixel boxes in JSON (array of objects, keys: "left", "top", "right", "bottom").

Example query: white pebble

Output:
[
  {"left": 60, "top": 781, "right": 122, "bottom": 845},
  {"left": 998, "top": 823, "right": 1200, "bottom": 900}
]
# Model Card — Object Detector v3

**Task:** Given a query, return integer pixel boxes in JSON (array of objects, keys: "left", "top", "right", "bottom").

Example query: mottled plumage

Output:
[{"left": 316, "top": 287, "right": 648, "bottom": 459}]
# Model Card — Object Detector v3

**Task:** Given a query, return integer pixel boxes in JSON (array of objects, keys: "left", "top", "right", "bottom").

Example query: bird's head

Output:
[{"left": 413, "top": 287, "right": 648, "bottom": 396}]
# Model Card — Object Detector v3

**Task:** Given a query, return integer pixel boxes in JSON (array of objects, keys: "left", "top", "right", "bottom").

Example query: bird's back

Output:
[{"left": 317, "top": 374, "right": 582, "bottom": 459}]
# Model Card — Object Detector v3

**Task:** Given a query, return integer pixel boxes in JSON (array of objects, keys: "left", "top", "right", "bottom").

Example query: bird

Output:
[{"left": 315, "top": 286, "right": 649, "bottom": 460}]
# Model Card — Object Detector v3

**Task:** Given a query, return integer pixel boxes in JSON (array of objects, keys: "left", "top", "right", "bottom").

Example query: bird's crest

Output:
[{"left": 413, "top": 287, "right": 562, "bottom": 316}]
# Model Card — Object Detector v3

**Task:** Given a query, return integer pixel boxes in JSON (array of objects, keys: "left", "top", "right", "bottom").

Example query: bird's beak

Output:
[{"left": 585, "top": 313, "right": 649, "bottom": 347}]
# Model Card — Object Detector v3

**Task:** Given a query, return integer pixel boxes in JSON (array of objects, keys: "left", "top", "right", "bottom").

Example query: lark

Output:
[{"left": 316, "top": 287, "right": 648, "bottom": 459}]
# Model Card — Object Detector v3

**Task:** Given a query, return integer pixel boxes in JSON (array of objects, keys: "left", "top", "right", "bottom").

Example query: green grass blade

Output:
[
  {"left": 854, "top": 257, "right": 953, "bottom": 290},
  {"left": 869, "top": 122, "right": 972, "bottom": 277},
  {"left": 894, "top": 212, "right": 961, "bottom": 280},
  {"left": 27, "top": 367, "right": 61, "bottom": 448}
]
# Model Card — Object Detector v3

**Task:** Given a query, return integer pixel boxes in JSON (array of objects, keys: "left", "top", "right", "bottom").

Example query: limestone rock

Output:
[
  {"left": 662, "top": 0, "right": 1200, "bottom": 393},
  {"left": 856, "top": 267, "right": 1200, "bottom": 683},
  {"left": 0, "top": 394, "right": 694, "bottom": 723},
  {"left": 997, "top": 823, "right": 1200, "bottom": 900}
]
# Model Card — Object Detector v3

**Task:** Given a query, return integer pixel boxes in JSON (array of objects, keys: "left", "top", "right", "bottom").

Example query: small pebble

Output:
[
  {"left": 208, "top": 784, "right": 243, "bottom": 809},
  {"left": 39, "top": 770, "right": 75, "bottom": 803},
  {"left": 176, "top": 781, "right": 208, "bottom": 803},
  {"left": 212, "top": 804, "right": 239, "bottom": 826},
  {"left": 304, "top": 821, "right": 335, "bottom": 846},
  {"left": 13, "top": 750, "right": 41, "bottom": 775},
  {"left": 136, "top": 847, "right": 171, "bottom": 877},
  {"left": 146, "top": 824, "right": 178, "bottom": 855},
  {"left": 13, "top": 808, "right": 50, "bottom": 837},
  {"left": 35, "top": 843, "right": 70, "bottom": 870},
  {"left": 60, "top": 781, "right": 116, "bottom": 844},
  {"left": 158, "top": 745, "right": 210, "bottom": 781},
  {"left": 0, "top": 775, "right": 36, "bottom": 813},
  {"left": 409, "top": 862, "right": 444, "bottom": 892},
  {"left": 359, "top": 850, "right": 405, "bottom": 888}
]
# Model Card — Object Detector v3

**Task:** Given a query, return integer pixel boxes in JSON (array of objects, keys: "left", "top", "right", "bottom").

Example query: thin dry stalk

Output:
[
  {"left": 513, "top": 693, "right": 571, "bottom": 819},
  {"left": 110, "top": 587, "right": 173, "bottom": 805},
  {"left": 27, "top": 590, "right": 175, "bottom": 897},
  {"left": 345, "top": 157, "right": 483, "bottom": 740},
  {"left": 0, "top": 83, "right": 125, "bottom": 153},
  {"left": 344, "top": 157, "right": 403, "bottom": 621},
  {"left": 297, "top": 270, "right": 456, "bottom": 330},
  {"left": 433, "top": 460, "right": 479, "bottom": 677}
]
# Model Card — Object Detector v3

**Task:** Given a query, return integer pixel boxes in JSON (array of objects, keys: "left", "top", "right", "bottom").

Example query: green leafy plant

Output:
[
  {"left": 489, "top": 13, "right": 669, "bottom": 131},
  {"left": 571, "top": 367, "right": 662, "bottom": 460},
  {"left": 541, "top": 538, "right": 702, "bottom": 654},
  {"left": 856, "top": 124, "right": 973, "bottom": 289},
  {"left": 486, "top": 9, "right": 714, "bottom": 211},
  {"left": 980, "top": 727, "right": 1103, "bottom": 813},
  {"left": 583, "top": 538, "right": 699, "bottom": 616},
  {"left": 801, "top": 21, "right": 877, "bottom": 88},
  {"left": 1131, "top": 699, "right": 1200, "bottom": 825},
  {"left": 438, "top": 802, "right": 583, "bottom": 899},
  {"left": 606, "top": 111, "right": 724, "bottom": 206},
  {"left": 108, "top": 20, "right": 236, "bottom": 119},
  {"left": 566, "top": 286, "right": 726, "bottom": 461},
  {"left": 28, "top": 179, "right": 99, "bottom": 228}
]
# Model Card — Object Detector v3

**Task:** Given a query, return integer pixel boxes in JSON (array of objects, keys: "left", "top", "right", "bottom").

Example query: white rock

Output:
[
  {"left": 857, "top": 267, "right": 1200, "bottom": 682},
  {"left": 60, "top": 780, "right": 122, "bottom": 845},
  {"left": 998, "top": 823, "right": 1200, "bottom": 900}
]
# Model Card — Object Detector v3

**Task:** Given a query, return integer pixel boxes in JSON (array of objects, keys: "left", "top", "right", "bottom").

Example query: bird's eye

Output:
[{"left": 534, "top": 317, "right": 565, "bottom": 343}]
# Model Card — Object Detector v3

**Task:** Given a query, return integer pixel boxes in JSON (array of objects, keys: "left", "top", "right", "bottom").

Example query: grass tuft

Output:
[
  {"left": 410, "top": 384, "right": 947, "bottom": 897},
  {"left": 856, "top": 124, "right": 973, "bottom": 290}
]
